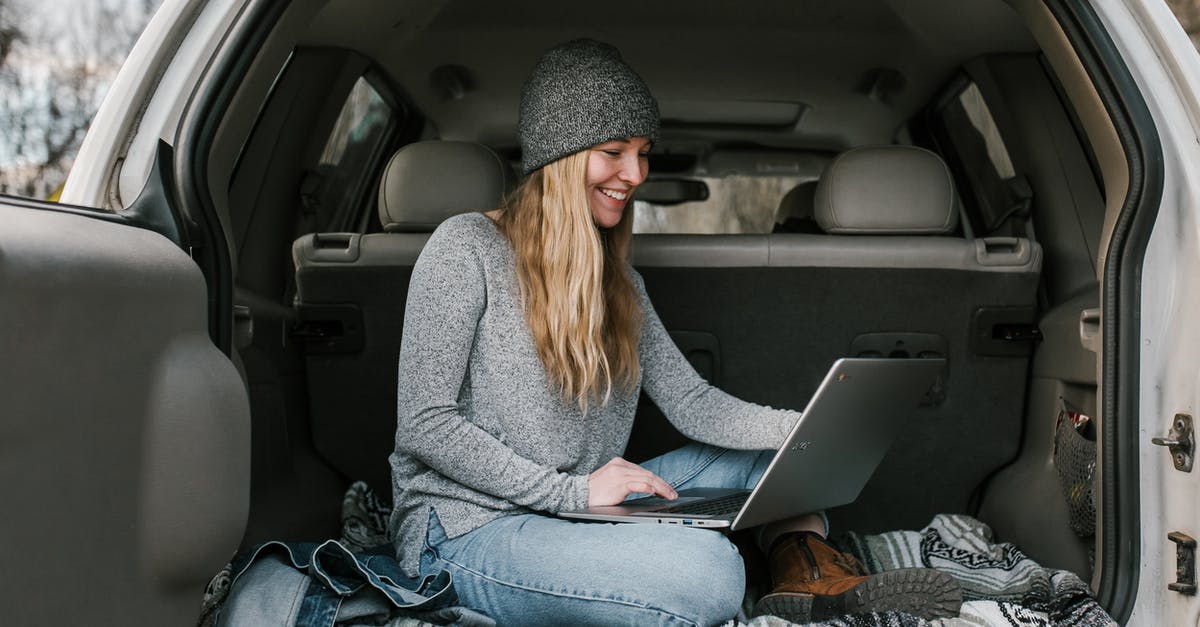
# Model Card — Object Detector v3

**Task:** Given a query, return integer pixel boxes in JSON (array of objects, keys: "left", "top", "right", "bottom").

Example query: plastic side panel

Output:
[
  {"left": 977, "top": 377, "right": 1095, "bottom": 576},
  {"left": 139, "top": 333, "right": 251, "bottom": 586},
  {"left": 0, "top": 203, "right": 250, "bottom": 624}
]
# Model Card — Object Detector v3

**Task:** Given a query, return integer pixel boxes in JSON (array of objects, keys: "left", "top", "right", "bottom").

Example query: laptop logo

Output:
[{"left": 790, "top": 441, "right": 811, "bottom": 452}]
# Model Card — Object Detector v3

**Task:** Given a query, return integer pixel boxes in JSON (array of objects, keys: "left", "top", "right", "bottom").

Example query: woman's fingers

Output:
[
  {"left": 627, "top": 478, "right": 677, "bottom": 500},
  {"left": 587, "top": 456, "right": 678, "bottom": 506},
  {"left": 636, "top": 473, "right": 677, "bottom": 500}
]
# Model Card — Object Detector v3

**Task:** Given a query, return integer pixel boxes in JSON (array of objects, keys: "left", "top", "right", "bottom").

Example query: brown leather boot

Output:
[{"left": 752, "top": 531, "right": 962, "bottom": 622}]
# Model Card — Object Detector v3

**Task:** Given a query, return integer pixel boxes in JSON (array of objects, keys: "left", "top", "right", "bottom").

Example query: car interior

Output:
[
  {"left": 241, "top": 0, "right": 1114, "bottom": 607},
  {"left": 17, "top": 0, "right": 1149, "bottom": 622}
]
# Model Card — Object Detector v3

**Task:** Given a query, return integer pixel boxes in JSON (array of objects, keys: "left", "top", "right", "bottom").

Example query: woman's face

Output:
[{"left": 585, "top": 137, "right": 651, "bottom": 229}]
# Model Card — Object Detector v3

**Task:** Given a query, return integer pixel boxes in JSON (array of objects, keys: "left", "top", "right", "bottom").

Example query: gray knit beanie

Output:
[{"left": 518, "top": 39, "right": 660, "bottom": 175}]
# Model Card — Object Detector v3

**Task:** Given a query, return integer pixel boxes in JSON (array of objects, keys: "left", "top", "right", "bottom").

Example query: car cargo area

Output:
[{"left": 189, "top": 0, "right": 1132, "bottom": 623}]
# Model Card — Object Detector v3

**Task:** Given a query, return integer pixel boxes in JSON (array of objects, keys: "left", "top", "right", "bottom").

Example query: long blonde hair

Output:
[{"left": 496, "top": 150, "right": 642, "bottom": 411}]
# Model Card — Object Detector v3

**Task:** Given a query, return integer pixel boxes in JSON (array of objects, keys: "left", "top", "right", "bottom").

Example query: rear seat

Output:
[
  {"left": 628, "top": 146, "right": 1042, "bottom": 533},
  {"left": 294, "top": 141, "right": 1041, "bottom": 535},
  {"left": 292, "top": 141, "right": 512, "bottom": 495}
]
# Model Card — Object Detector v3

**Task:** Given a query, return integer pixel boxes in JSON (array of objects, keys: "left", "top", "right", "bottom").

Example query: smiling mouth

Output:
[{"left": 599, "top": 188, "right": 628, "bottom": 201}]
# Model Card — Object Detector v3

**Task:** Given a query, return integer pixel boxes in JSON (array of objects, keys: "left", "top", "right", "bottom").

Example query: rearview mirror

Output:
[{"left": 634, "top": 178, "right": 709, "bottom": 205}]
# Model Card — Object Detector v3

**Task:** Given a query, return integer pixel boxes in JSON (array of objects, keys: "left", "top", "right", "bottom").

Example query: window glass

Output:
[
  {"left": 927, "top": 78, "right": 1025, "bottom": 234},
  {"left": 0, "top": 0, "right": 164, "bottom": 200},
  {"left": 634, "top": 175, "right": 811, "bottom": 234},
  {"left": 958, "top": 83, "right": 1015, "bottom": 180},
  {"left": 319, "top": 79, "right": 390, "bottom": 167},
  {"left": 305, "top": 77, "right": 394, "bottom": 233}
]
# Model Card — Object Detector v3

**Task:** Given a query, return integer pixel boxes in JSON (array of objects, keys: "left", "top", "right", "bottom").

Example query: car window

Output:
[
  {"left": 227, "top": 56, "right": 405, "bottom": 299},
  {"left": 634, "top": 175, "right": 811, "bottom": 234},
  {"left": 925, "top": 79, "right": 1025, "bottom": 235},
  {"left": 0, "top": 0, "right": 163, "bottom": 201},
  {"left": 305, "top": 76, "right": 396, "bottom": 234}
]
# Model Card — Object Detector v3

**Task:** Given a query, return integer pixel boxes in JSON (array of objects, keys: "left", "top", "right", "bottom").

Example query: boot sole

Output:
[{"left": 753, "top": 567, "right": 963, "bottom": 622}]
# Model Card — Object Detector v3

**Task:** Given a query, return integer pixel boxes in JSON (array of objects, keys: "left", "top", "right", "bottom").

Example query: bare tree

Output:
[
  {"left": 0, "top": 0, "right": 33, "bottom": 195},
  {"left": 0, "top": 0, "right": 22, "bottom": 67},
  {"left": 0, "top": 0, "right": 159, "bottom": 200}
]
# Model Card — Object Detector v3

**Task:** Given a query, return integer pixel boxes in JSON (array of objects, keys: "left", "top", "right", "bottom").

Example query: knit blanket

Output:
[{"left": 732, "top": 514, "right": 1115, "bottom": 627}]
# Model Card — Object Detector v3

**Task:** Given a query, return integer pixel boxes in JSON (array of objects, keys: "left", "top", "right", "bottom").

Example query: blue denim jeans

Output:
[
  {"left": 419, "top": 443, "right": 776, "bottom": 626},
  {"left": 217, "top": 539, "right": 492, "bottom": 626}
]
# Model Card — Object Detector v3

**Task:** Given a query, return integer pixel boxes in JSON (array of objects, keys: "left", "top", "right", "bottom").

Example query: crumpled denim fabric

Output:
[{"left": 215, "top": 539, "right": 493, "bottom": 626}]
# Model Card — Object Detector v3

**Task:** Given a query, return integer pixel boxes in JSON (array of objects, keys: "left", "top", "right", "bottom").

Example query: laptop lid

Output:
[
  {"left": 729, "top": 357, "right": 944, "bottom": 530},
  {"left": 559, "top": 357, "right": 944, "bottom": 528}
]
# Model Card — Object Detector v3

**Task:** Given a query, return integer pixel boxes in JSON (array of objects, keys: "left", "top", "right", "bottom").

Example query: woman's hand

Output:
[{"left": 587, "top": 457, "right": 678, "bottom": 507}]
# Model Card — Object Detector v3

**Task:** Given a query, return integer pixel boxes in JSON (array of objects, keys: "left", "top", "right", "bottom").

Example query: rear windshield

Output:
[{"left": 633, "top": 175, "right": 812, "bottom": 234}]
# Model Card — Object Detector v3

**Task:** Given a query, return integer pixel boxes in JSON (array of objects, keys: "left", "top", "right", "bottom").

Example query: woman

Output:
[{"left": 387, "top": 39, "right": 960, "bottom": 625}]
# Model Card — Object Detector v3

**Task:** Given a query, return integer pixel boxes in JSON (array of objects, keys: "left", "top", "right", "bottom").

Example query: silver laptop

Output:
[{"left": 559, "top": 357, "right": 944, "bottom": 530}]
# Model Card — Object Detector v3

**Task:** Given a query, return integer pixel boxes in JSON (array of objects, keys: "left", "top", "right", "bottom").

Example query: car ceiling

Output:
[{"left": 301, "top": 0, "right": 1036, "bottom": 154}]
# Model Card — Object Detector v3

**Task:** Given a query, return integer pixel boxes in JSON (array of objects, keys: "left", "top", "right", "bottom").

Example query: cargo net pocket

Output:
[{"left": 1053, "top": 399, "right": 1097, "bottom": 537}]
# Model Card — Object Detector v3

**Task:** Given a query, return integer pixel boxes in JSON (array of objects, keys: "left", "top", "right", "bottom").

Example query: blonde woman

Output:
[{"left": 387, "top": 39, "right": 960, "bottom": 625}]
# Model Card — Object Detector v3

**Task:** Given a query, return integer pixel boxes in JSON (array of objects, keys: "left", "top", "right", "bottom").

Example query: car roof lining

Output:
[{"left": 296, "top": 0, "right": 1037, "bottom": 151}]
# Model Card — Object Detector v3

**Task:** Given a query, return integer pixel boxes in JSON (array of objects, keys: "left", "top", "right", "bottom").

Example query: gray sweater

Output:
[{"left": 388, "top": 212, "right": 798, "bottom": 576}]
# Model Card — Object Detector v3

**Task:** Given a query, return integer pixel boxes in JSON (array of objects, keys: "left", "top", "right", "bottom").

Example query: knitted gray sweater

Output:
[{"left": 388, "top": 212, "right": 798, "bottom": 576}]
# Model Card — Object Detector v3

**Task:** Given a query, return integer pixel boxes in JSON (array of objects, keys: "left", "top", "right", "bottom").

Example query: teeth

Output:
[{"left": 600, "top": 189, "right": 627, "bottom": 200}]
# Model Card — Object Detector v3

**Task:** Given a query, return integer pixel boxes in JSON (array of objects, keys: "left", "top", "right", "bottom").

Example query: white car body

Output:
[{"left": 1097, "top": 1, "right": 1200, "bottom": 624}]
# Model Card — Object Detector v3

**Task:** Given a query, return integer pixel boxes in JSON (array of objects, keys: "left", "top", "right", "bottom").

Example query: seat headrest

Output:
[
  {"left": 814, "top": 146, "right": 958, "bottom": 235},
  {"left": 378, "top": 141, "right": 513, "bottom": 233}
]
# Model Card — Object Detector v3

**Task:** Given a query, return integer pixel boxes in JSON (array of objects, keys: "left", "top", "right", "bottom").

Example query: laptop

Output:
[{"left": 559, "top": 357, "right": 945, "bottom": 530}]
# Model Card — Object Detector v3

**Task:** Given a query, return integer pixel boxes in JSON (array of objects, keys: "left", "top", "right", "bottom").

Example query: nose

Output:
[{"left": 617, "top": 152, "right": 648, "bottom": 187}]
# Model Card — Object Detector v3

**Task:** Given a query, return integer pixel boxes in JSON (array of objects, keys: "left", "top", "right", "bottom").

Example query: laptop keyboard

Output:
[{"left": 657, "top": 492, "right": 749, "bottom": 517}]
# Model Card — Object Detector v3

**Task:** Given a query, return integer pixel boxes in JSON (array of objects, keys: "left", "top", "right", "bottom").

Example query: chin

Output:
[
  {"left": 589, "top": 205, "right": 624, "bottom": 229},
  {"left": 593, "top": 214, "right": 623, "bottom": 229}
]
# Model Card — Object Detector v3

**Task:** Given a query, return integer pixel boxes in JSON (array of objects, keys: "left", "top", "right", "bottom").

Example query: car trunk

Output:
[{"left": 187, "top": 0, "right": 1150, "bottom": 622}]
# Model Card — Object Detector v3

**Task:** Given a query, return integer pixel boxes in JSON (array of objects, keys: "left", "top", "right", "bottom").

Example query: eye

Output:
[{"left": 602, "top": 150, "right": 621, "bottom": 156}]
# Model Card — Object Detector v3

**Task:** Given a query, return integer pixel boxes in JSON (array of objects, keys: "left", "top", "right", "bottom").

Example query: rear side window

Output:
[
  {"left": 926, "top": 80, "right": 1028, "bottom": 235},
  {"left": 228, "top": 51, "right": 405, "bottom": 299},
  {"left": 305, "top": 77, "right": 395, "bottom": 233}
]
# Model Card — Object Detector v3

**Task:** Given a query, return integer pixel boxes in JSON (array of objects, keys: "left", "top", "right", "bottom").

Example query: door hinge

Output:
[
  {"left": 1168, "top": 532, "right": 1197, "bottom": 595},
  {"left": 1151, "top": 413, "right": 1194, "bottom": 472}
]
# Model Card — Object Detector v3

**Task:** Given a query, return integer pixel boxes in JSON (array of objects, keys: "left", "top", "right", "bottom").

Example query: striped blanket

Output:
[{"left": 735, "top": 514, "right": 1115, "bottom": 627}]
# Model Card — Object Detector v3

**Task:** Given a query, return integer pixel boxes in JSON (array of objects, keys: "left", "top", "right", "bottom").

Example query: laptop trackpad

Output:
[
  {"left": 589, "top": 488, "right": 740, "bottom": 515},
  {"left": 586, "top": 495, "right": 703, "bottom": 515}
]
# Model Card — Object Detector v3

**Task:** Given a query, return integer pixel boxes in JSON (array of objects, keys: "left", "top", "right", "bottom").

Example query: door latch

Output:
[
  {"left": 1151, "top": 414, "right": 1194, "bottom": 472},
  {"left": 1168, "top": 532, "right": 1197, "bottom": 594}
]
